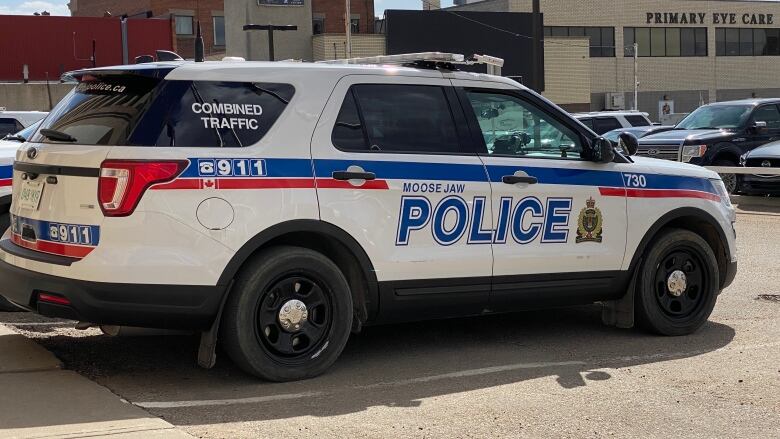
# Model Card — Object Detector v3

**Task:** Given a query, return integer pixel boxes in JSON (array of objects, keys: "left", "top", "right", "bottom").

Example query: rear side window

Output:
[
  {"left": 33, "top": 75, "right": 294, "bottom": 147},
  {"left": 592, "top": 117, "right": 622, "bottom": 134},
  {"left": 144, "top": 81, "right": 294, "bottom": 147},
  {"left": 0, "top": 118, "right": 26, "bottom": 137},
  {"left": 332, "top": 84, "right": 462, "bottom": 154},
  {"left": 625, "top": 115, "right": 651, "bottom": 127},
  {"left": 32, "top": 76, "right": 159, "bottom": 145},
  {"left": 578, "top": 118, "right": 594, "bottom": 129}
]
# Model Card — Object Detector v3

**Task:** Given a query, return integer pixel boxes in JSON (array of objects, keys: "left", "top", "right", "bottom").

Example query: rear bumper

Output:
[{"left": 0, "top": 257, "right": 227, "bottom": 329}]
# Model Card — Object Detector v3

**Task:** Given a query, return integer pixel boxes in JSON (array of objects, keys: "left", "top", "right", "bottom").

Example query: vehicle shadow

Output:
[{"left": 21, "top": 305, "right": 735, "bottom": 425}]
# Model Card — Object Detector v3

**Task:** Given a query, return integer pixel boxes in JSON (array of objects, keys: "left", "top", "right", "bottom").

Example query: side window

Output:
[
  {"left": 464, "top": 90, "right": 583, "bottom": 160},
  {"left": 593, "top": 117, "right": 622, "bottom": 134},
  {"left": 332, "top": 89, "right": 368, "bottom": 150},
  {"left": 625, "top": 115, "right": 651, "bottom": 127},
  {"left": 145, "top": 81, "right": 294, "bottom": 147},
  {"left": 332, "top": 84, "right": 462, "bottom": 154},
  {"left": 751, "top": 105, "right": 780, "bottom": 130},
  {"left": 0, "top": 118, "right": 22, "bottom": 137},
  {"left": 579, "top": 118, "right": 594, "bottom": 129}
]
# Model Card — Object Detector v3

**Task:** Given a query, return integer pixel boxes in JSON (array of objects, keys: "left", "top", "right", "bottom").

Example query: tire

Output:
[
  {"left": 220, "top": 246, "right": 353, "bottom": 381},
  {"left": 0, "top": 210, "right": 22, "bottom": 312},
  {"left": 713, "top": 159, "right": 737, "bottom": 194},
  {"left": 635, "top": 228, "right": 719, "bottom": 336}
]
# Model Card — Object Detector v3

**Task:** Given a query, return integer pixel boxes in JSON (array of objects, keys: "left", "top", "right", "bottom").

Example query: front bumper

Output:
[
  {"left": 0, "top": 254, "right": 227, "bottom": 329},
  {"left": 738, "top": 175, "right": 780, "bottom": 195}
]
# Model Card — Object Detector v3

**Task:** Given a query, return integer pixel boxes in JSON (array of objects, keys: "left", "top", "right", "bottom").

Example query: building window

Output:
[
  {"left": 716, "top": 28, "right": 780, "bottom": 56},
  {"left": 544, "top": 26, "right": 614, "bottom": 57},
  {"left": 625, "top": 27, "right": 707, "bottom": 57},
  {"left": 350, "top": 18, "right": 360, "bottom": 34},
  {"left": 174, "top": 15, "right": 193, "bottom": 36},
  {"left": 213, "top": 16, "right": 225, "bottom": 46},
  {"left": 313, "top": 17, "right": 325, "bottom": 35}
]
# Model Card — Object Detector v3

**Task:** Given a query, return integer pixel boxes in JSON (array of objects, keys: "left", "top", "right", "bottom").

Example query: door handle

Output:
[
  {"left": 502, "top": 175, "right": 538, "bottom": 185},
  {"left": 332, "top": 170, "right": 376, "bottom": 181}
]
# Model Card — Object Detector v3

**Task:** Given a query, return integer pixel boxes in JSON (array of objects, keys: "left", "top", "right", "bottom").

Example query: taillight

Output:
[{"left": 98, "top": 160, "right": 187, "bottom": 217}]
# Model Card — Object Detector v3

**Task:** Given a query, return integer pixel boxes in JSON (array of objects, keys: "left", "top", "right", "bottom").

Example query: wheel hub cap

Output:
[
  {"left": 278, "top": 299, "right": 308, "bottom": 332},
  {"left": 667, "top": 270, "right": 687, "bottom": 297}
]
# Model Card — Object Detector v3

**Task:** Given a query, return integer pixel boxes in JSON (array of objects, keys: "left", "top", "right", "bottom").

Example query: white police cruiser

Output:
[{"left": 0, "top": 53, "right": 737, "bottom": 381}]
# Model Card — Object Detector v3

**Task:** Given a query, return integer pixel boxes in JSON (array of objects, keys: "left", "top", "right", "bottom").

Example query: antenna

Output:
[{"left": 195, "top": 21, "right": 205, "bottom": 62}]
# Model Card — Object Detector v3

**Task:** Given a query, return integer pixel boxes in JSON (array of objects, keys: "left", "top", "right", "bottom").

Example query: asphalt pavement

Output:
[{"left": 1, "top": 201, "right": 778, "bottom": 438}]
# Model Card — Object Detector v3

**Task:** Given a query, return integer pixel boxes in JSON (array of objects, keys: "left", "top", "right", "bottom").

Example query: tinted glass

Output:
[
  {"left": 175, "top": 15, "right": 193, "bottom": 35},
  {"left": 625, "top": 115, "right": 651, "bottom": 127},
  {"left": 651, "top": 28, "right": 665, "bottom": 56},
  {"left": 767, "top": 29, "right": 780, "bottom": 55},
  {"left": 213, "top": 16, "right": 225, "bottom": 46},
  {"left": 586, "top": 27, "right": 602, "bottom": 57},
  {"left": 740, "top": 28, "right": 754, "bottom": 56},
  {"left": 147, "top": 81, "right": 294, "bottom": 147},
  {"left": 754, "top": 29, "right": 767, "bottom": 56},
  {"left": 601, "top": 27, "right": 615, "bottom": 57},
  {"left": 725, "top": 28, "right": 739, "bottom": 55},
  {"left": 715, "top": 28, "right": 726, "bottom": 56},
  {"left": 579, "top": 118, "right": 594, "bottom": 129},
  {"left": 695, "top": 28, "right": 707, "bottom": 55},
  {"left": 665, "top": 28, "right": 680, "bottom": 57},
  {"left": 32, "top": 76, "right": 159, "bottom": 145},
  {"left": 751, "top": 105, "right": 780, "bottom": 130},
  {"left": 636, "top": 28, "right": 650, "bottom": 56},
  {"left": 352, "top": 84, "right": 460, "bottom": 154},
  {"left": 0, "top": 118, "right": 23, "bottom": 137},
  {"left": 465, "top": 91, "right": 582, "bottom": 160},
  {"left": 11, "top": 119, "right": 42, "bottom": 140},
  {"left": 332, "top": 90, "right": 368, "bottom": 151},
  {"left": 593, "top": 117, "right": 623, "bottom": 134}
]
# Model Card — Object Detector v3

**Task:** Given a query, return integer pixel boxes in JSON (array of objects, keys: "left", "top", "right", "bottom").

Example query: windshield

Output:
[{"left": 676, "top": 104, "right": 752, "bottom": 130}]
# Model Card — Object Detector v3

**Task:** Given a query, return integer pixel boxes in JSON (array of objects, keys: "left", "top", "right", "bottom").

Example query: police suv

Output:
[{"left": 0, "top": 53, "right": 737, "bottom": 381}]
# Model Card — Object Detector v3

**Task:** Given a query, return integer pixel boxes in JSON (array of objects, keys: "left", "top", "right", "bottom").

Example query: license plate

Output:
[{"left": 18, "top": 180, "right": 45, "bottom": 211}]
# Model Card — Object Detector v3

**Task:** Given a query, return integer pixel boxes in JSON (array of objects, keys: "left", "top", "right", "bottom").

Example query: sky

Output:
[
  {"left": 2, "top": 0, "right": 780, "bottom": 17},
  {"left": 0, "top": 0, "right": 453, "bottom": 17}
]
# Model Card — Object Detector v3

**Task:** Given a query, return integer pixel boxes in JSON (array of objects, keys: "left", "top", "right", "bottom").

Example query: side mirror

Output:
[
  {"left": 618, "top": 132, "right": 639, "bottom": 156},
  {"left": 751, "top": 121, "right": 768, "bottom": 134},
  {"left": 591, "top": 137, "right": 616, "bottom": 163}
]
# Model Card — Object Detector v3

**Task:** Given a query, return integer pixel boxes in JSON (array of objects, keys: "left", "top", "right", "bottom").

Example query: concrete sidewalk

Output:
[{"left": 0, "top": 325, "right": 194, "bottom": 439}]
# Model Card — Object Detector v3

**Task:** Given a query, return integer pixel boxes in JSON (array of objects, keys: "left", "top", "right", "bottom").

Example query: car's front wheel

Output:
[
  {"left": 635, "top": 228, "right": 720, "bottom": 336},
  {"left": 221, "top": 246, "right": 353, "bottom": 381}
]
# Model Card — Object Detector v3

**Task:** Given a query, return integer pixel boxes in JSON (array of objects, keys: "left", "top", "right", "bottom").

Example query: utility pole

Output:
[
  {"left": 633, "top": 42, "right": 638, "bottom": 111},
  {"left": 344, "top": 0, "right": 352, "bottom": 59},
  {"left": 243, "top": 24, "right": 298, "bottom": 61}
]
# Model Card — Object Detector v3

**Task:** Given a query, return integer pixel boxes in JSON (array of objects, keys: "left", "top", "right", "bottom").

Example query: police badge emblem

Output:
[{"left": 576, "top": 197, "right": 603, "bottom": 243}]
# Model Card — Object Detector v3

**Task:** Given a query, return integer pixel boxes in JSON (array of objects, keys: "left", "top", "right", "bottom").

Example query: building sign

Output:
[
  {"left": 258, "top": 0, "right": 304, "bottom": 6},
  {"left": 646, "top": 12, "right": 774, "bottom": 25}
]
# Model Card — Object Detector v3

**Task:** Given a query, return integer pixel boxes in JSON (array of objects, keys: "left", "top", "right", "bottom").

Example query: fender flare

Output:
[
  {"left": 628, "top": 207, "right": 732, "bottom": 283},
  {"left": 708, "top": 142, "right": 742, "bottom": 164},
  {"left": 216, "top": 219, "right": 379, "bottom": 318}
]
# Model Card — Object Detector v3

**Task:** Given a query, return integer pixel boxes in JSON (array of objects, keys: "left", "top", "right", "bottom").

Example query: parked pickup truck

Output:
[{"left": 638, "top": 98, "right": 780, "bottom": 193}]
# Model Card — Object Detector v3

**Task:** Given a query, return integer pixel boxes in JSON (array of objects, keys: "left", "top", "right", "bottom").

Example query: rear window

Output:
[
  {"left": 625, "top": 115, "right": 651, "bottom": 127},
  {"left": 33, "top": 75, "right": 294, "bottom": 147}
]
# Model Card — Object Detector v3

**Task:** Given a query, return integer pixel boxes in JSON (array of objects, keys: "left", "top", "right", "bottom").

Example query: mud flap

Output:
[
  {"left": 601, "top": 261, "right": 639, "bottom": 329},
  {"left": 197, "top": 281, "right": 233, "bottom": 369}
]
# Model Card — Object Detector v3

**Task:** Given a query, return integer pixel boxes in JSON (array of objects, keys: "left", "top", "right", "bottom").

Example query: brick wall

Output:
[
  {"left": 313, "top": 0, "right": 375, "bottom": 34},
  {"left": 70, "top": 0, "right": 225, "bottom": 59}
]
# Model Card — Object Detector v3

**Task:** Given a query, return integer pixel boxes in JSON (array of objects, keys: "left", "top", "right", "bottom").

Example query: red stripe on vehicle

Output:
[
  {"left": 151, "top": 178, "right": 389, "bottom": 190},
  {"left": 599, "top": 187, "right": 721, "bottom": 202},
  {"left": 11, "top": 234, "right": 94, "bottom": 259},
  {"left": 0, "top": 179, "right": 11, "bottom": 187}
]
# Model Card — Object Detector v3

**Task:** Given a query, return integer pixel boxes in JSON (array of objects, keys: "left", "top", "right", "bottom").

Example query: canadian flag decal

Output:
[{"left": 203, "top": 178, "right": 216, "bottom": 189}]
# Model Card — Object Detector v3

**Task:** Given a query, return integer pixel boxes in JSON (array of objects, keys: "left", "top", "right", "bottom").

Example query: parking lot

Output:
[{"left": 0, "top": 202, "right": 776, "bottom": 438}]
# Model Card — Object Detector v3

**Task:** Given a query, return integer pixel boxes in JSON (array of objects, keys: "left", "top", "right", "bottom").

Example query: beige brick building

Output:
[{"left": 452, "top": 0, "right": 780, "bottom": 119}]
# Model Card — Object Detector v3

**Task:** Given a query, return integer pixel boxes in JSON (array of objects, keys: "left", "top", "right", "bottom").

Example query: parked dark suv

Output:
[{"left": 638, "top": 99, "right": 780, "bottom": 192}]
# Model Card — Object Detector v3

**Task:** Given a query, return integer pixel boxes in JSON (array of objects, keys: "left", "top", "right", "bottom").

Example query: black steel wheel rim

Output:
[
  {"left": 653, "top": 246, "right": 709, "bottom": 319},
  {"left": 254, "top": 273, "right": 332, "bottom": 360}
]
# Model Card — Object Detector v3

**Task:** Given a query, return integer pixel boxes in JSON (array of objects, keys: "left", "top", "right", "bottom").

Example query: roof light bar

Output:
[{"left": 317, "top": 52, "right": 504, "bottom": 68}]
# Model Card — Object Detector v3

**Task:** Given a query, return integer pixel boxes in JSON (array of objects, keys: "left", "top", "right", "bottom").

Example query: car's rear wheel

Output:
[
  {"left": 221, "top": 246, "right": 352, "bottom": 381},
  {"left": 635, "top": 228, "right": 719, "bottom": 336},
  {"left": 714, "top": 159, "right": 738, "bottom": 194}
]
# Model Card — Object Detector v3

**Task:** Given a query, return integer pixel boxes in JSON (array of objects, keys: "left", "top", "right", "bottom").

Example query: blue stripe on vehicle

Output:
[
  {"left": 11, "top": 215, "right": 100, "bottom": 246},
  {"left": 177, "top": 157, "right": 717, "bottom": 195},
  {"left": 0, "top": 164, "right": 12, "bottom": 179}
]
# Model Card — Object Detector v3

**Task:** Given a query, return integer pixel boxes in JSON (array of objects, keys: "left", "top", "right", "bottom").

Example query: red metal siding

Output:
[{"left": 0, "top": 15, "right": 172, "bottom": 81}]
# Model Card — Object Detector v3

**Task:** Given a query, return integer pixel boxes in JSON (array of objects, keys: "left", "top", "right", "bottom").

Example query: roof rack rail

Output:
[{"left": 317, "top": 52, "right": 504, "bottom": 74}]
